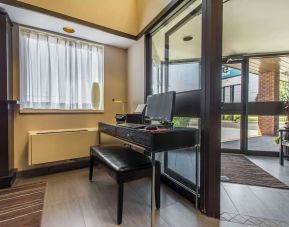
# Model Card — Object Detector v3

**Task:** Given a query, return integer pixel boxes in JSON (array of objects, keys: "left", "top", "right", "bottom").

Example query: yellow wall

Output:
[
  {"left": 136, "top": 0, "right": 171, "bottom": 32},
  {"left": 12, "top": 26, "right": 127, "bottom": 171},
  {"left": 127, "top": 36, "right": 145, "bottom": 113},
  {"left": 17, "top": 0, "right": 172, "bottom": 35},
  {"left": 17, "top": 0, "right": 139, "bottom": 35}
]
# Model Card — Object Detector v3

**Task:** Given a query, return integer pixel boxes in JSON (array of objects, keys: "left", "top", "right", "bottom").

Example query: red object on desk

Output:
[{"left": 146, "top": 128, "right": 170, "bottom": 132}]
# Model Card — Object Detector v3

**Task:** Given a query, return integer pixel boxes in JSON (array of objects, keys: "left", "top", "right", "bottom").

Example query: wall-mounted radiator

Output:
[{"left": 28, "top": 128, "right": 98, "bottom": 165}]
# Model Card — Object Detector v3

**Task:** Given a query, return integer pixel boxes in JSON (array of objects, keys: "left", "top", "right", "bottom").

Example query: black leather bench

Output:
[{"left": 89, "top": 145, "right": 161, "bottom": 225}]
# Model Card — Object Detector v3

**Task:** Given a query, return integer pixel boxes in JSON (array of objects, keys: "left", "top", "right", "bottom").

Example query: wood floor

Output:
[
  {"left": 13, "top": 156, "right": 289, "bottom": 227},
  {"left": 15, "top": 167, "right": 241, "bottom": 227}
]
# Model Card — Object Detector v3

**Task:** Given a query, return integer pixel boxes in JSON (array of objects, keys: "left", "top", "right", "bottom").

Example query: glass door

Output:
[
  {"left": 151, "top": 0, "right": 202, "bottom": 200},
  {"left": 246, "top": 56, "right": 289, "bottom": 156}
]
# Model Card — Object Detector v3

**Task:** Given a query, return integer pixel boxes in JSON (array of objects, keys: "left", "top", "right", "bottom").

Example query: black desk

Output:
[{"left": 98, "top": 122, "right": 200, "bottom": 226}]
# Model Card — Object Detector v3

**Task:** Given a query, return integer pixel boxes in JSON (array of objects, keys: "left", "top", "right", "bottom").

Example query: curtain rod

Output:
[{"left": 18, "top": 25, "right": 104, "bottom": 49}]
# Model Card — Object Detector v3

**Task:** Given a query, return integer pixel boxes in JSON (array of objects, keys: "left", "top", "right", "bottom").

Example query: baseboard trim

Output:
[
  {"left": 17, "top": 158, "right": 89, "bottom": 178},
  {"left": 0, "top": 168, "right": 17, "bottom": 189}
]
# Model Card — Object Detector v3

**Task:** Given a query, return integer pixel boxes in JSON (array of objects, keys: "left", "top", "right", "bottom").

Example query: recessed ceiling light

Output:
[
  {"left": 63, "top": 26, "right": 75, "bottom": 33},
  {"left": 183, "top": 35, "right": 193, "bottom": 41}
]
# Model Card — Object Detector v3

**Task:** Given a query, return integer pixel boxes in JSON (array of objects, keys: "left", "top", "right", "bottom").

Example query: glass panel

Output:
[
  {"left": 233, "top": 85, "right": 241, "bottom": 102},
  {"left": 157, "top": 117, "right": 200, "bottom": 190},
  {"left": 152, "top": 63, "right": 165, "bottom": 94},
  {"left": 224, "top": 87, "right": 231, "bottom": 103},
  {"left": 168, "top": 62, "right": 200, "bottom": 92},
  {"left": 247, "top": 115, "right": 285, "bottom": 152},
  {"left": 222, "top": 64, "right": 242, "bottom": 103},
  {"left": 221, "top": 114, "right": 241, "bottom": 149},
  {"left": 249, "top": 56, "right": 289, "bottom": 102},
  {"left": 151, "top": 0, "right": 202, "bottom": 193},
  {"left": 151, "top": 0, "right": 202, "bottom": 94}
]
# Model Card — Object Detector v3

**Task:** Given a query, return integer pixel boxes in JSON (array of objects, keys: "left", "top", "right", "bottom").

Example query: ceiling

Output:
[
  {"left": 153, "top": 0, "right": 289, "bottom": 61},
  {"left": 228, "top": 57, "right": 289, "bottom": 81},
  {"left": 0, "top": 3, "right": 135, "bottom": 49}
]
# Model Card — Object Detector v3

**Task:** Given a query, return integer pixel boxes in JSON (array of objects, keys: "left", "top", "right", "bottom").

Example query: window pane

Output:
[
  {"left": 151, "top": 0, "right": 202, "bottom": 94},
  {"left": 158, "top": 117, "right": 200, "bottom": 189},
  {"left": 168, "top": 62, "right": 200, "bottom": 92},
  {"left": 222, "top": 65, "right": 242, "bottom": 103},
  {"left": 151, "top": 0, "right": 202, "bottom": 193},
  {"left": 224, "top": 87, "right": 231, "bottom": 103},
  {"left": 221, "top": 114, "right": 241, "bottom": 149},
  {"left": 19, "top": 28, "right": 104, "bottom": 110},
  {"left": 233, "top": 85, "right": 241, "bottom": 102},
  {"left": 247, "top": 115, "right": 284, "bottom": 152},
  {"left": 249, "top": 56, "right": 289, "bottom": 102}
]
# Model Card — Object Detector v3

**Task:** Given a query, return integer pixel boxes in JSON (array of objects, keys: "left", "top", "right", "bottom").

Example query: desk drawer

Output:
[
  {"left": 99, "top": 123, "right": 116, "bottom": 136},
  {"left": 116, "top": 127, "right": 152, "bottom": 148}
]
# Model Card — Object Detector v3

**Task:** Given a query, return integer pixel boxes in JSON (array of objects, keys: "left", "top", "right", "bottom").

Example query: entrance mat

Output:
[{"left": 221, "top": 153, "right": 289, "bottom": 189}]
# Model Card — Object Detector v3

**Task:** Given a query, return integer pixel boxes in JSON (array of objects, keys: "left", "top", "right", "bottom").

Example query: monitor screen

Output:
[{"left": 146, "top": 91, "right": 176, "bottom": 122}]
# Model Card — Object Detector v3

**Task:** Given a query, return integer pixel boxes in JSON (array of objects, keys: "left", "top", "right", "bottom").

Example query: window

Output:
[
  {"left": 248, "top": 56, "right": 289, "bottom": 103},
  {"left": 168, "top": 62, "right": 200, "bottom": 92},
  {"left": 19, "top": 28, "right": 104, "bottom": 111}
]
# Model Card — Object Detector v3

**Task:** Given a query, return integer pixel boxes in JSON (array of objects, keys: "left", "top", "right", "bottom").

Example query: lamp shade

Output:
[{"left": 91, "top": 82, "right": 100, "bottom": 109}]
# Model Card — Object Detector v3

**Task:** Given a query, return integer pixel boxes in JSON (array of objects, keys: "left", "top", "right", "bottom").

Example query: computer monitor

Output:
[{"left": 146, "top": 91, "right": 176, "bottom": 122}]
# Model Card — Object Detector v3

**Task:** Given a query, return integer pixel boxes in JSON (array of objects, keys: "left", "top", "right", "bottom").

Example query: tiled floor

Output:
[
  {"left": 14, "top": 156, "right": 289, "bottom": 227},
  {"left": 221, "top": 156, "right": 289, "bottom": 226}
]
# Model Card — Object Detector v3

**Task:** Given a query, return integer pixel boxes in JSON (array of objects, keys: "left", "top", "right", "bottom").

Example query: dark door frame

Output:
[
  {"left": 222, "top": 54, "right": 289, "bottom": 157},
  {"left": 145, "top": 0, "right": 223, "bottom": 219}
]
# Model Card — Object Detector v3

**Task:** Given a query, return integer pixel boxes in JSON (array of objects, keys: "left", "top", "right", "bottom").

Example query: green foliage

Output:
[
  {"left": 233, "top": 115, "right": 240, "bottom": 121},
  {"left": 223, "top": 115, "right": 230, "bottom": 121},
  {"left": 275, "top": 135, "right": 281, "bottom": 144},
  {"left": 280, "top": 81, "right": 289, "bottom": 102},
  {"left": 173, "top": 117, "right": 191, "bottom": 127}
]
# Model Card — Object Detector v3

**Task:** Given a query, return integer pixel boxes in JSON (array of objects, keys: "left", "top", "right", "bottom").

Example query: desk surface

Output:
[{"left": 99, "top": 122, "right": 199, "bottom": 152}]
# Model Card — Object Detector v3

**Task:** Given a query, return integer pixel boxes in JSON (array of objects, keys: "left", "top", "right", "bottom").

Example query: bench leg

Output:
[
  {"left": 89, "top": 150, "right": 94, "bottom": 181},
  {"left": 117, "top": 183, "right": 124, "bottom": 225},
  {"left": 155, "top": 161, "right": 161, "bottom": 209}
]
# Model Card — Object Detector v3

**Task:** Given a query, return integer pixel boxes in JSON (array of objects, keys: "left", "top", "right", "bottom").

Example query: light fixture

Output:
[
  {"left": 183, "top": 35, "right": 193, "bottom": 41},
  {"left": 63, "top": 26, "right": 75, "bottom": 33},
  {"left": 112, "top": 99, "right": 127, "bottom": 113}
]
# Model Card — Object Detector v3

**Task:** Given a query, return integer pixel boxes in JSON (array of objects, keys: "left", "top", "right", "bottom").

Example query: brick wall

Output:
[{"left": 257, "top": 58, "right": 280, "bottom": 136}]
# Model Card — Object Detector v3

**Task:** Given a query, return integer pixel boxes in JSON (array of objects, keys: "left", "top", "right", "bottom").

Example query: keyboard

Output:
[{"left": 118, "top": 123, "right": 146, "bottom": 129}]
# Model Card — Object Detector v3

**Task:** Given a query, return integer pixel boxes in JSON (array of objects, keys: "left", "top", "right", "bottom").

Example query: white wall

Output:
[{"left": 127, "top": 36, "right": 145, "bottom": 113}]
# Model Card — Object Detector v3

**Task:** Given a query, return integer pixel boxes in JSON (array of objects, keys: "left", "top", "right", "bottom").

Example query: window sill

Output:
[{"left": 19, "top": 109, "right": 104, "bottom": 114}]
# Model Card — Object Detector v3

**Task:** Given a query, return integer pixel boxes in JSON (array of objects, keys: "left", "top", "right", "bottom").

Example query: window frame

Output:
[{"left": 18, "top": 26, "right": 105, "bottom": 114}]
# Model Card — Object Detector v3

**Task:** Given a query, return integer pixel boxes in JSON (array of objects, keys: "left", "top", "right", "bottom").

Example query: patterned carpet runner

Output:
[
  {"left": 221, "top": 153, "right": 289, "bottom": 189},
  {"left": 0, "top": 181, "right": 46, "bottom": 227}
]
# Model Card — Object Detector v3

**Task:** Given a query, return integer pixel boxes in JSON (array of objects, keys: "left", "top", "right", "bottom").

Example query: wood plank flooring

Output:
[
  {"left": 13, "top": 156, "right": 289, "bottom": 227},
  {"left": 15, "top": 167, "right": 241, "bottom": 227}
]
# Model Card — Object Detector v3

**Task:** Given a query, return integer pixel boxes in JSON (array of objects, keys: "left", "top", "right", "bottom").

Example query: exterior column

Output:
[{"left": 257, "top": 58, "right": 280, "bottom": 136}]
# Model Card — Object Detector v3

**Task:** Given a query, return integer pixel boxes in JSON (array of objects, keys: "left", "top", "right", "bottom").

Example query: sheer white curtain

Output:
[{"left": 20, "top": 28, "right": 104, "bottom": 110}]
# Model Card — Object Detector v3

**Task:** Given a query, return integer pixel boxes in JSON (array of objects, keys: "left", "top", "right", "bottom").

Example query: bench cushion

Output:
[{"left": 91, "top": 146, "right": 152, "bottom": 172}]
